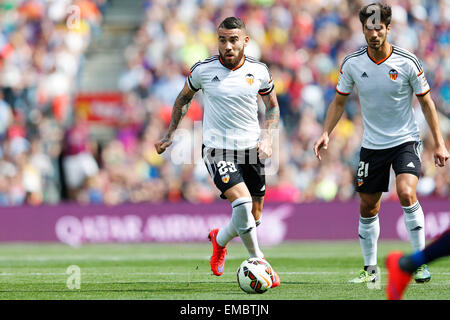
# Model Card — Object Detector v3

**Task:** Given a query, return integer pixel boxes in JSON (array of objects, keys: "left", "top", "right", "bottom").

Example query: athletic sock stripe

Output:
[
  {"left": 241, "top": 227, "right": 254, "bottom": 234},
  {"left": 403, "top": 202, "right": 421, "bottom": 214},
  {"left": 232, "top": 201, "right": 252, "bottom": 209},
  {"left": 360, "top": 215, "right": 379, "bottom": 224},
  {"left": 392, "top": 49, "right": 422, "bottom": 73}
]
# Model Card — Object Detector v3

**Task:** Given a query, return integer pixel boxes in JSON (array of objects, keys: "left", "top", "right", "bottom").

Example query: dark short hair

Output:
[
  {"left": 218, "top": 17, "right": 246, "bottom": 31},
  {"left": 359, "top": 2, "right": 392, "bottom": 27}
]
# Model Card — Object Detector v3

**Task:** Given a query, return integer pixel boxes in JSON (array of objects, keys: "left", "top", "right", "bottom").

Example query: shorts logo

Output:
[
  {"left": 246, "top": 73, "right": 255, "bottom": 85},
  {"left": 222, "top": 174, "right": 230, "bottom": 183},
  {"left": 407, "top": 162, "right": 415, "bottom": 168},
  {"left": 357, "top": 178, "right": 364, "bottom": 187},
  {"left": 389, "top": 69, "right": 398, "bottom": 80}
]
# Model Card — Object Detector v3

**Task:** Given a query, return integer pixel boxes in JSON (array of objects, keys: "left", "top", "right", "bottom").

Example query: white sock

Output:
[
  {"left": 402, "top": 201, "right": 425, "bottom": 252},
  {"left": 231, "top": 197, "right": 264, "bottom": 258},
  {"left": 358, "top": 214, "right": 380, "bottom": 267},
  {"left": 216, "top": 222, "right": 238, "bottom": 247}
]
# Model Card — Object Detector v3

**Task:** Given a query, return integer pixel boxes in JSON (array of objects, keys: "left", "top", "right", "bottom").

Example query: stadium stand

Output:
[{"left": 0, "top": 0, "right": 448, "bottom": 206}]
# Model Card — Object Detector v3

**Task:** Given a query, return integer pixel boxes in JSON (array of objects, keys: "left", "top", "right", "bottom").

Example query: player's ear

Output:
[
  {"left": 243, "top": 35, "right": 250, "bottom": 47},
  {"left": 386, "top": 23, "right": 391, "bottom": 33}
]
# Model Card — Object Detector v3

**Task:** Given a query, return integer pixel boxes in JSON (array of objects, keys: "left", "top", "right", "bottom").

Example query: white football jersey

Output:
[
  {"left": 187, "top": 55, "right": 274, "bottom": 150},
  {"left": 336, "top": 45, "right": 430, "bottom": 149}
]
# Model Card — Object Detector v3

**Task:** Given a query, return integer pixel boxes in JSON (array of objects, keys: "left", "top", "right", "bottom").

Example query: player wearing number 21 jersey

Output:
[{"left": 314, "top": 2, "right": 449, "bottom": 285}]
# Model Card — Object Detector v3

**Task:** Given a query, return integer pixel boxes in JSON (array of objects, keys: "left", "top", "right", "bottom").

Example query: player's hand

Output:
[
  {"left": 434, "top": 145, "right": 449, "bottom": 167},
  {"left": 154, "top": 136, "right": 173, "bottom": 154},
  {"left": 257, "top": 138, "right": 272, "bottom": 160},
  {"left": 313, "top": 132, "right": 329, "bottom": 161}
]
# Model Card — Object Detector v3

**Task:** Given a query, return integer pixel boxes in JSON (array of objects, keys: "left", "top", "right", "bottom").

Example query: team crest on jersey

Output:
[
  {"left": 389, "top": 69, "right": 398, "bottom": 80},
  {"left": 222, "top": 174, "right": 230, "bottom": 183},
  {"left": 245, "top": 73, "right": 255, "bottom": 85},
  {"left": 357, "top": 178, "right": 364, "bottom": 187}
]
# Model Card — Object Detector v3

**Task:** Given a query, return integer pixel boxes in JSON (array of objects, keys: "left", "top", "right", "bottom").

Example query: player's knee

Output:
[
  {"left": 397, "top": 187, "right": 416, "bottom": 206},
  {"left": 360, "top": 200, "right": 379, "bottom": 217}
]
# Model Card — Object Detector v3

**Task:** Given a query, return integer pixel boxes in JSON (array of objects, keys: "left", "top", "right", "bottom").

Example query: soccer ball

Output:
[{"left": 237, "top": 258, "right": 273, "bottom": 294}]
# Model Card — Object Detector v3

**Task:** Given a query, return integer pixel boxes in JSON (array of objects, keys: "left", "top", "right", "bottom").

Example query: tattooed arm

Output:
[
  {"left": 154, "top": 81, "right": 196, "bottom": 154},
  {"left": 258, "top": 89, "right": 280, "bottom": 159}
]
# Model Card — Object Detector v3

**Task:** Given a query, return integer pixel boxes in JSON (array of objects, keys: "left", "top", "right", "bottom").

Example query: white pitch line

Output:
[
  {"left": 0, "top": 255, "right": 212, "bottom": 261},
  {"left": 1, "top": 271, "right": 450, "bottom": 277},
  {"left": 0, "top": 253, "right": 363, "bottom": 262},
  {"left": 0, "top": 271, "right": 338, "bottom": 276}
]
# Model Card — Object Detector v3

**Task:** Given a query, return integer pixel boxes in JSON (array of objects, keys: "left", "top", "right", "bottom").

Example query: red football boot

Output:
[
  {"left": 270, "top": 269, "right": 281, "bottom": 288},
  {"left": 262, "top": 256, "right": 281, "bottom": 288},
  {"left": 208, "top": 229, "right": 227, "bottom": 276},
  {"left": 386, "top": 251, "right": 413, "bottom": 300}
]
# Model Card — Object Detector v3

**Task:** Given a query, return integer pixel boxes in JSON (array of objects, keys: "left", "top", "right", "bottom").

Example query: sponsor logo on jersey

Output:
[
  {"left": 245, "top": 73, "right": 255, "bottom": 85},
  {"left": 361, "top": 72, "right": 368, "bottom": 78},
  {"left": 222, "top": 174, "right": 230, "bottom": 183},
  {"left": 211, "top": 75, "right": 220, "bottom": 82},
  {"left": 389, "top": 69, "right": 398, "bottom": 80}
]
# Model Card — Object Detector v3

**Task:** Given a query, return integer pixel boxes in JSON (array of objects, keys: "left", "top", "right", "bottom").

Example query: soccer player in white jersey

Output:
[
  {"left": 313, "top": 2, "right": 449, "bottom": 284},
  {"left": 155, "top": 17, "right": 281, "bottom": 288}
]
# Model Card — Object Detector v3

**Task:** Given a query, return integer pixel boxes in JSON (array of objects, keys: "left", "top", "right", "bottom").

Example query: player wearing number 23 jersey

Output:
[
  {"left": 154, "top": 17, "right": 281, "bottom": 287},
  {"left": 188, "top": 54, "right": 273, "bottom": 198}
]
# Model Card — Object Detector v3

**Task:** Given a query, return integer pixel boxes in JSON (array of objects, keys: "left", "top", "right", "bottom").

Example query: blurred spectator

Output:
[{"left": 62, "top": 114, "right": 99, "bottom": 200}]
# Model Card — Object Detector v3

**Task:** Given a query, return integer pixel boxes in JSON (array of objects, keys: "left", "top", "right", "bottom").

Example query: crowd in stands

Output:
[
  {"left": 0, "top": 0, "right": 106, "bottom": 205},
  {"left": 0, "top": 0, "right": 448, "bottom": 206}
]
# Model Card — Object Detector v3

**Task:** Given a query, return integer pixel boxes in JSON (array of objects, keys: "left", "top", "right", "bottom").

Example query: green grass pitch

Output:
[{"left": 0, "top": 241, "right": 449, "bottom": 300}]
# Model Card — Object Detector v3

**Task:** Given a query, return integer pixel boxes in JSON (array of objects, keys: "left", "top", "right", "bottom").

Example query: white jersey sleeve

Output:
[
  {"left": 187, "top": 61, "right": 202, "bottom": 92},
  {"left": 258, "top": 67, "right": 274, "bottom": 96},
  {"left": 336, "top": 60, "right": 354, "bottom": 95},
  {"left": 407, "top": 59, "right": 430, "bottom": 96}
]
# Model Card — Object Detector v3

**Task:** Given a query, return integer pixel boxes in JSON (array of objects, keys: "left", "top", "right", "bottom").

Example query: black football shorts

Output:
[
  {"left": 355, "top": 140, "right": 422, "bottom": 193},
  {"left": 202, "top": 144, "right": 266, "bottom": 199}
]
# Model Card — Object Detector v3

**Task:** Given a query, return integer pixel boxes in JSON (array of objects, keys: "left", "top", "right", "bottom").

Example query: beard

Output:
[
  {"left": 219, "top": 48, "right": 245, "bottom": 69},
  {"left": 367, "top": 37, "right": 386, "bottom": 50}
]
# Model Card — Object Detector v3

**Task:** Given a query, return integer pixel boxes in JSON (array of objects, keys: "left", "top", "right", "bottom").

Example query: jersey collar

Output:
[
  {"left": 367, "top": 44, "right": 393, "bottom": 65},
  {"left": 219, "top": 55, "right": 246, "bottom": 71}
]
